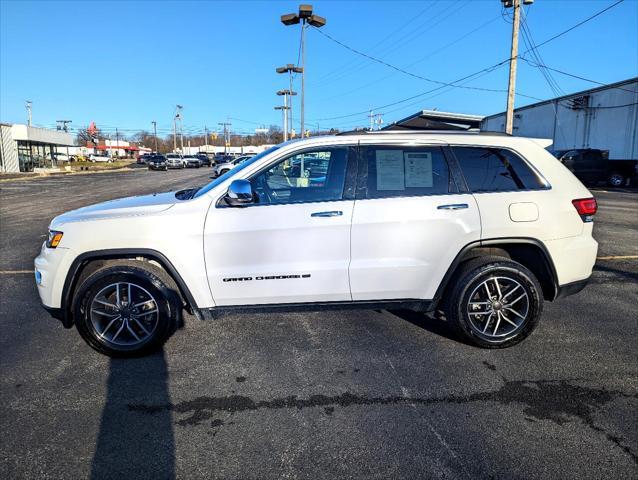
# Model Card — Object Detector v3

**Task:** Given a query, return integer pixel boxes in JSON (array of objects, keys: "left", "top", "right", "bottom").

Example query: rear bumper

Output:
[{"left": 554, "top": 277, "right": 590, "bottom": 300}]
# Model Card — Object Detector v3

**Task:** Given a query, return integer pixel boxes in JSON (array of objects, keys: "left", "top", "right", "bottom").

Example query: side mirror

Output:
[{"left": 225, "top": 179, "right": 254, "bottom": 207}]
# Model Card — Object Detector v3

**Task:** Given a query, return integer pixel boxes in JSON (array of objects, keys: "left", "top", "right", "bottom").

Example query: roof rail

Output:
[{"left": 336, "top": 129, "right": 511, "bottom": 136}]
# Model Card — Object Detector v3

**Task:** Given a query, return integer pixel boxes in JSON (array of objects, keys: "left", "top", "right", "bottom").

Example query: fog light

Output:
[{"left": 35, "top": 270, "right": 42, "bottom": 285}]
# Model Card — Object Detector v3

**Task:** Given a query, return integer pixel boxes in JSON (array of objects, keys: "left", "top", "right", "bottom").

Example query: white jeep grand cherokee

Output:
[{"left": 35, "top": 131, "right": 598, "bottom": 357}]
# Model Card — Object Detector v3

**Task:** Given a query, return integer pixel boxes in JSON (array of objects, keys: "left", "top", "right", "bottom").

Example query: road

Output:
[{"left": 0, "top": 169, "right": 636, "bottom": 479}]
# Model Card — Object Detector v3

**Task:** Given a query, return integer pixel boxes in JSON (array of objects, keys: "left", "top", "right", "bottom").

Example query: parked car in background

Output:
[
  {"left": 137, "top": 153, "right": 152, "bottom": 165},
  {"left": 49, "top": 152, "right": 71, "bottom": 162},
  {"left": 213, "top": 154, "right": 234, "bottom": 165},
  {"left": 195, "top": 153, "right": 211, "bottom": 166},
  {"left": 183, "top": 156, "right": 202, "bottom": 168},
  {"left": 147, "top": 155, "right": 168, "bottom": 171},
  {"left": 166, "top": 153, "right": 185, "bottom": 169},
  {"left": 89, "top": 154, "right": 112, "bottom": 163},
  {"left": 550, "top": 148, "right": 637, "bottom": 187},
  {"left": 213, "top": 155, "right": 253, "bottom": 177},
  {"left": 550, "top": 149, "right": 609, "bottom": 186}
]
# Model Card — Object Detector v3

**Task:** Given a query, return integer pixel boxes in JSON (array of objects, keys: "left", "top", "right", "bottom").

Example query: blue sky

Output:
[{"left": 1, "top": 0, "right": 636, "bottom": 137}]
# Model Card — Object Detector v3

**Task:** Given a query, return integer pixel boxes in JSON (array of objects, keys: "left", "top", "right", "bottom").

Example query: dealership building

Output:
[{"left": 0, "top": 123, "right": 74, "bottom": 173}]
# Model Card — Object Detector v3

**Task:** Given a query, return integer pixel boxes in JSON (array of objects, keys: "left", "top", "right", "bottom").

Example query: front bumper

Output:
[{"left": 34, "top": 243, "right": 74, "bottom": 310}]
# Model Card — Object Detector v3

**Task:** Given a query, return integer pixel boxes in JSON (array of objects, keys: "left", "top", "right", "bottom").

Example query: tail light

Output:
[{"left": 572, "top": 197, "right": 597, "bottom": 222}]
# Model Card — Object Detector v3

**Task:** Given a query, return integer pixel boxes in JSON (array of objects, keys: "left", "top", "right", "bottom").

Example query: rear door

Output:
[{"left": 349, "top": 143, "right": 481, "bottom": 301}]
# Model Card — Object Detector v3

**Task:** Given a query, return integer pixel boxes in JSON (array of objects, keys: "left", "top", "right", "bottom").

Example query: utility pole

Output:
[
  {"left": 281, "top": 5, "right": 326, "bottom": 141},
  {"left": 115, "top": 127, "right": 119, "bottom": 158},
  {"left": 204, "top": 125, "right": 209, "bottom": 152},
  {"left": 25, "top": 100, "right": 32, "bottom": 126},
  {"left": 368, "top": 110, "right": 374, "bottom": 131},
  {"left": 504, "top": 0, "right": 522, "bottom": 135},
  {"left": 218, "top": 121, "right": 232, "bottom": 154},
  {"left": 151, "top": 121, "right": 158, "bottom": 152}
]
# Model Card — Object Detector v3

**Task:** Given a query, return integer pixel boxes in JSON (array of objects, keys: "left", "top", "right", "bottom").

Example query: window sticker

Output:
[
  {"left": 404, "top": 152, "right": 433, "bottom": 188},
  {"left": 376, "top": 150, "right": 405, "bottom": 190}
]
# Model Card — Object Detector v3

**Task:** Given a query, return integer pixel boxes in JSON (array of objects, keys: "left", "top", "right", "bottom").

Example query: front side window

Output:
[
  {"left": 250, "top": 147, "right": 349, "bottom": 205},
  {"left": 361, "top": 146, "right": 456, "bottom": 199},
  {"left": 453, "top": 147, "right": 547, "bottom": 192}
]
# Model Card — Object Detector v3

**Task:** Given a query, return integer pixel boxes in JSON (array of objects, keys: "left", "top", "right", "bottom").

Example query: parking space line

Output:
[
  {"left": 596, "top": 255, "right": 638, "bottom": 260},
  {"left": 0, "top": 270, "right": 33, "bottom": 274}
]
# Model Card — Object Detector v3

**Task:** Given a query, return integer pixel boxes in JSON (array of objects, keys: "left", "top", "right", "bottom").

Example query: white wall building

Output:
[
  {"left": 0, "top": 123, "right": 74, "bottom": 173},
  {"left": 481, "top": 78, "right": 638, "bottom": 163}
]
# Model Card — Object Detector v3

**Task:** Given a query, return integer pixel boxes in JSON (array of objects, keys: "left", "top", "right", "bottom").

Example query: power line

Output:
[
  {"left": 529, "top": 0, "right": 625, "bottom": 53},
  {"left": 309, "top": 0, "right": 627, "bottom": 124},
  {"left": 314, "top": 14, "right": 501, "bottom": 104},
  {"left": 313, "top": 26, "right": 519, "bottom": 95},
  {"left": 519, "top": 58, "right": 638, "bottom": 94}
]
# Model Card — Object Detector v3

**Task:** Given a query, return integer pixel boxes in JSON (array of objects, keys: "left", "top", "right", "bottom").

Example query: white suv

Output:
[{"left": 34, "top": 131, "right": 598, "bottom": 357}]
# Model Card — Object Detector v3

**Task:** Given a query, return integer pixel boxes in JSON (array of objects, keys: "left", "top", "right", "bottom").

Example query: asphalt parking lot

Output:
[{"left": 0, "top": 168, "right": 636, "bottom": 479}]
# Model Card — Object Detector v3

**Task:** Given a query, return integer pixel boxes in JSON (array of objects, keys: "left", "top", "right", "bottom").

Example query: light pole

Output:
[
  {"left": 276, "top": 89, "right": 297, "bottom": 141},
  {"left": 276, "top": 64, "right": 303, "bottom": 135},
  {"left": 174, "top": 105, "right": 183, "bottom": 152},
  {"left": 281, "top": 4, "right": 326, "bottom": 139},
  {"left": 274, "top": 106, "right": 290, "bottom": 142},
  {"left": 151, "top": 121, "right": 158, "bottom": 152}
]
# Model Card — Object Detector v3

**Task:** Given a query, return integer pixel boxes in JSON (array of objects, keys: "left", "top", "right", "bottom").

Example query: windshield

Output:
[{"left": 193, "top": 146, "right": 280, "bottom": 199}]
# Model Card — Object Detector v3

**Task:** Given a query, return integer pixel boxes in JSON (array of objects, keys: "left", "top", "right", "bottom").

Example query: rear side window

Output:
[
  {"left": 361, "top": 146, "right": 457, "bottom": 199},
  {"left": 453, "top": 147, "right": 547, "bottom": 192}
]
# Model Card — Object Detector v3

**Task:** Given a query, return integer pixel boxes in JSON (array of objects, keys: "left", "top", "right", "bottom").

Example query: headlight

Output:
[{"left": 46, "top": 230, "right": 64, "bottom": 248}]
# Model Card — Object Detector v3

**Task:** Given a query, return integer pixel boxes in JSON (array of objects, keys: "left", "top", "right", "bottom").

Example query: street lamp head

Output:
[
  {"left": 308, "top": 14, "right": 326, "bottom": 27},
  {"left": 299, "top": 4, "right": 313, "bottom": 19},
  {"left": 281, "top": 13, "right": 300, "bottom": 25},
  {"left": 276, "top": 66, "right": 287, "bottom": 74}
]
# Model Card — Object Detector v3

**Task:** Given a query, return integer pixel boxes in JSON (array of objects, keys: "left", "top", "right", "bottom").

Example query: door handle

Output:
[
  {"left": 311, "top": 210, "right": 343, "bottom": 217},
  {"left": 437, "top": 203, "right": 469, "bottom": 210}
]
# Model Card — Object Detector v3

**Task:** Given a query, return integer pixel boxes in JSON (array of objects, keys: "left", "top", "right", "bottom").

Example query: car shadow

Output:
[
  {"left": 90, "top": 349, "right": 175, "bottom": 480},
  {"left": 387, "top": 309, "right": 465, "bottom": 344}
]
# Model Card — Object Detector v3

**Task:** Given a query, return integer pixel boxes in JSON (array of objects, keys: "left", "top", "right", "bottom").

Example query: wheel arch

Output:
[
  {"left": 60, "top": 248, "right": 200, "bottom": 328},
  {"left": 432, "top": 237, "right": 559, "bottom": 309}
]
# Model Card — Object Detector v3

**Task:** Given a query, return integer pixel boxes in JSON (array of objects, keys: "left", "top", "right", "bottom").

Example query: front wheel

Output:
[
  {"left": 73, "top": 265, "right": 180, "bottom": 357},
  {"left": 442, "top": 256, "right": 543, "bottom": 348}
]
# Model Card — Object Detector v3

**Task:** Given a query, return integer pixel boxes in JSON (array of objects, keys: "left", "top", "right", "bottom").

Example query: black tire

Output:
[
  {"left": 442, "top": 256, "right": 543, "bottom": 348},
  {"left": 220, "top": 169, "right": 229, "bottom": 175},
  {"left": 73, "top": 265, "right": 180, "bottom": 357},
  {"left": 608, "top": 171, "right": 625, "bottom": 187}
]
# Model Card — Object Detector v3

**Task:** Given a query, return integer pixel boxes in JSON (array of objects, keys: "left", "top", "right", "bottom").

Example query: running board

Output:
[{"left": 195, "top": 299, "right": 433, "bottom": 320}]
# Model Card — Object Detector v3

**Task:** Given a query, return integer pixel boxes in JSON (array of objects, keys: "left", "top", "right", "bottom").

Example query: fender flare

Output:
[
  {"left": 430, "top": 237, "right": 559, "bottom": 310},
  {"left": 59, "top": 248, "right": 200, "bottom": 328}
]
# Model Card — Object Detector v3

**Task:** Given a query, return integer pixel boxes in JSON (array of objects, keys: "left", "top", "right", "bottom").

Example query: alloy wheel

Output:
[
  {"left": 89, "top": 282, "right": 159, "bottom": 347},
  {"left": 466, "top": 276, "right": 529, "bottom": 340}
]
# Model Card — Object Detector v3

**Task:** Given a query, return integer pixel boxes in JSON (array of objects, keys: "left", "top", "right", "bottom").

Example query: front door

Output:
[{"left": 204, "top": 146, "right": 357, "bottom": 306}]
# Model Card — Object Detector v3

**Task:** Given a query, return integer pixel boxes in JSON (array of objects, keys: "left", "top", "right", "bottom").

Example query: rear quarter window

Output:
[{"left": 452, "top": 146, "right": 547, "bottom": 192}]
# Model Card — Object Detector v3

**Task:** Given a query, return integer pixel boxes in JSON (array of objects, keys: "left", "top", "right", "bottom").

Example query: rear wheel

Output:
[
  {"left": 74, "top": 265, "right": 180, "bottom": 357},
  {"left": 220, "top": 169, "right": 229, "bottom": 175},
  {"left": 608, "top": 171, "right": 625, "bottom": 187},
  {"left": 442, "top": 256, "right": 543, "bottom": 348}
]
